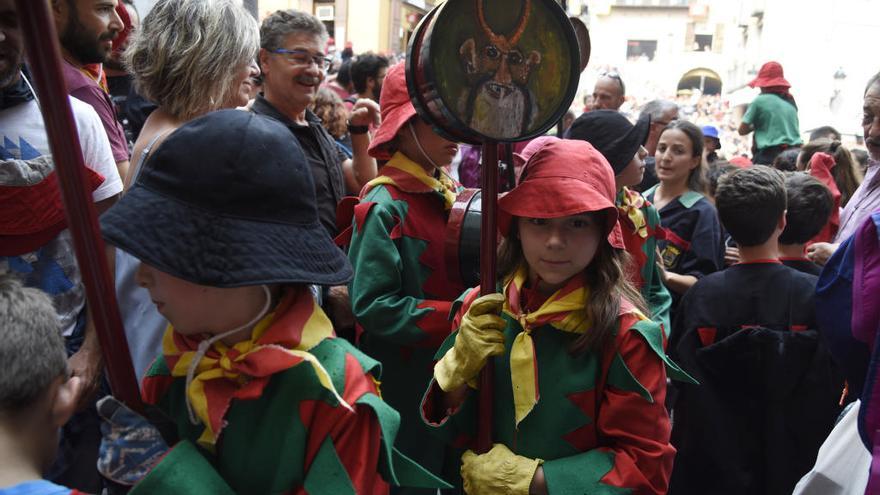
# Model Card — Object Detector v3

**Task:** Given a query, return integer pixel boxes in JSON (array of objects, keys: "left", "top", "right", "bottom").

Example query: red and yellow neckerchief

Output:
[
  {"left": 366, "top": 152, "right": 458, "bottom": 210},
  {"left": 161, "top": 288, "right": 348, "bottom": 451},
  {"left": 502, "top": 265, "right": 591, "bottom": 426},
  {"left": 617, "top": 187, "right": 648, "bottom": 239}
]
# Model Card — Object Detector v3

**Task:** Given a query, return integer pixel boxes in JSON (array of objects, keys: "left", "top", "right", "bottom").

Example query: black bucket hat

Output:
[
  {"left": 101, "top": 109, "right": 353, "bottom": 287},
  {"left": 566, "top": 109, "right": 651, "bottom": 175}
]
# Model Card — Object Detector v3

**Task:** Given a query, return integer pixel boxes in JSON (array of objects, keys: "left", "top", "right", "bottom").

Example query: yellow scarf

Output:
[
  {"left": 501, "top": 266, "right": 591, "bottom": 426},
  {"left": 161, "top": 289, "right": 349, "bottom": 451},
  {"left": 617, "top": 187, "right": 648, "bottom": 239},
  {"left": 366, "top": 152, "right": 458, "bottom": 210}
]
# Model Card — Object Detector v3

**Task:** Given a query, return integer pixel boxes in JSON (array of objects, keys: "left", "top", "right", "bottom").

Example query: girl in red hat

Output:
[
  {"left": 421, "top": 138, "right": 691, "bottom": 494},
  {"left": 342, "top": 61, "right": 466, "bottom": 490}
]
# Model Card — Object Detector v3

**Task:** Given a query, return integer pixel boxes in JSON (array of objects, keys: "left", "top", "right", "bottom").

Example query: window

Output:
[
  {"left": 627, "top": 39, "right": 657, "bottom": 61},
  {"left": 694, "top": 34, "right": 713, "bottom": 51}
]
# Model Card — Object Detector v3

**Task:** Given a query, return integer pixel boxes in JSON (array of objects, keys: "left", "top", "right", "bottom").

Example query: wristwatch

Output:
[{"left": 347, "top": 120, "right": 369, "bottom": 135}]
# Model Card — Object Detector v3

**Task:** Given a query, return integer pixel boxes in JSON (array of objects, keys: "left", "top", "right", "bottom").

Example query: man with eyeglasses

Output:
[
  {"left": 253, "top": 9, "right": 378, "bottom": 238},
  {"left": 591, "top": 72, "right": 626, "bottom": 111}
]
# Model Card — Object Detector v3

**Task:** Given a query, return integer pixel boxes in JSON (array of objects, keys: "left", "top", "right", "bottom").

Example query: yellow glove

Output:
[
  {"left": 434, "top": 293, "right": 506, "bottom": 392},
  {"left": 461, "top": 443, "right": 542, "bottom": 495}
]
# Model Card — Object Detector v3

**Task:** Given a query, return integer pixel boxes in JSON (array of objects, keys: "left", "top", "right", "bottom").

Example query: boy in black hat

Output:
[
  {"left": 97, "top": 110, "right": 448, "bottom": 493},
  {"left": 567, "top": 109, "right": 673, "bottom": 333},
  {"left": 778, "top": 173, "right": 834, "bottom": 275},
  {"left": 668, "top": 166, "right": 841, "bottom": 495}
]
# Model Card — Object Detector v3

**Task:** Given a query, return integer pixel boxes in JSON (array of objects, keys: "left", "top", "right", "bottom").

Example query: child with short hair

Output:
[
  {"left": 98, "top": 110, "right": 447, "bottom": 493},
  {"left": 779, "top": 173, "right": 834, "bottom": 275},
  {"left": 669, "top": 166, "right": 842, "bottom": 494},
  {"left": 0, "top": 275, "right": 82, "bottom": 495},
  {"left": 421, "top": 139, "right": 691, "bottom": 494}
]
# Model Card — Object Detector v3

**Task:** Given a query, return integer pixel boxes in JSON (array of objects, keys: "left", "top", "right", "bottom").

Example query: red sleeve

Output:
[
  {"left": 598, "top": 325, "right": 675, "bottom": 493},
  {"left": 70, "top": 85, "right": 130, "bottom": 162},
  {"left": 298, "top": 354, "right": 389, "bottom": 494}
]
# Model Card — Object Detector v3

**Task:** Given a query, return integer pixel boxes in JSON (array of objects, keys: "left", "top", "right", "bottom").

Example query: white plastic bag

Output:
[{"left": 793, "top": 400, "right": 870, "bottom": 495}]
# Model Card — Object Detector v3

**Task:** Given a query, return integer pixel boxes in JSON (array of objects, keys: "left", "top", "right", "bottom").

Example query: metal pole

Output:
[
  {"left": 16, "top": 0, "right": 143, "bottom": 412},
  {"left": 477, "top": 140, "right": 498, "bottom": 453}
]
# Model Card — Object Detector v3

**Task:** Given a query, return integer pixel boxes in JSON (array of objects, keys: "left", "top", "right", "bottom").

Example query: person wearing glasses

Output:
[
  {"left": 591, "top": 72, "right": 626, "bottom": 111},
  {"left": 253, "top": 9, "right": 380, "bottom": 237}
]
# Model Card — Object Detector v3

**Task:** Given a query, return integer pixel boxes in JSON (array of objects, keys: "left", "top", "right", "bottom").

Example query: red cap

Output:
[
  {"left": 368, "top": 62, "right": 417, "bottom": 161},
  {"left": 499, "top": 138, "right": 624, "bottom": 248},
  {"left": 729, "top": 156, "right": 753, "bottom": 168},
  {"left": 748, "top": 61, "right": 791, "bottom": 89}
]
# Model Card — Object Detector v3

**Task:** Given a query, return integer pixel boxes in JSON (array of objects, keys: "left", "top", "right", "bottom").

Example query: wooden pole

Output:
[
  {"left": 16, "top": 0, "right": 143, "bottom": 412},
  {"left": 477, "top": 141, "right": 498, "bottom": 453}
]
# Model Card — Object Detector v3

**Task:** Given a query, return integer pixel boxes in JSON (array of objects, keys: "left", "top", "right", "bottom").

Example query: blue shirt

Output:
[{"left": 0, "top": 480, "right": 74, "bottom": 495}]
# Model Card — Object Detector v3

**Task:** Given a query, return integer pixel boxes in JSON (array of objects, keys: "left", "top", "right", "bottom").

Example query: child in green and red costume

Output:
[
  {"left": 421, "top": 138, "right": 693, "bottom": 494},
  {"left": 566, "top": 109, "right": 673, "bottom": 333},
  {"left": 97, "top": 110, "right": 448, "bottom": 494},
  {"left": 342, "top": 62, "right": 465, "bottom": 488}
]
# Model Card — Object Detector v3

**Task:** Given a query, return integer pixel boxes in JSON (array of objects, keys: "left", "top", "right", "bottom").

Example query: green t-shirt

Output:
[{"left": 742, "top": 93, "right": 802, "bottom": 149}]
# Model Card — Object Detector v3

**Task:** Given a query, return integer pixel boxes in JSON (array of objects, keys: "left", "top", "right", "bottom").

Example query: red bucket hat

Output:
[
  {"left": 748, "top": 61, "right": 791, "bottom": 89},
  {"left": 368, "top": 62, "right": 417, "bottom": 161},
  {"left": 499, "top": 138, "right": 624, "bottom": 248}
]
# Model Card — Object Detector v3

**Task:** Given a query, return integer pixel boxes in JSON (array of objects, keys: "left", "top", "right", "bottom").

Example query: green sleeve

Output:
[
  {"left": 348, "top": 188, "right": 452, "bottom": 347},
  {"left": 131, "top": 441, "right": 235, "bottom": 495},
  {"left": 542, "top": 450, "right": 630, "bottom": 495},
  {"left": 742, "top": 98, "right": 757, "bottom": 126},
  {"left": 642, "top": 205, "right": 672, "bottom": 335},
  {"left": 416, "top": 331, "right": 479, "bottom": 445},
  {"left": 644, "top": 265, "right": 672, "bottom": 337}
]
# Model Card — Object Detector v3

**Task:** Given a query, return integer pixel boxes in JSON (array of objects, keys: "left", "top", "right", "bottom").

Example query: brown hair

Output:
[
  {"left": 497, "top": 217, "right": 648, "bottom": 355},
  {"left": 311, "top": 88, "right": 349, "bottom": 140},
  {"left": 660, "top": 120, "right": 707, "bottom": 194},
  {"left": 799, "top": 139, "right": 863, "bottom": 206}
]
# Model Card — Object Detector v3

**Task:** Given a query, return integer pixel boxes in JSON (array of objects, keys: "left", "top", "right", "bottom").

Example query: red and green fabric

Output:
[
  {"left": 135, "top": 289, "right": 449, "bottom": 494},
  {"left": 421, "top": 285, "right": 693, "bottom": 494},
  {"left": 345, "top": 151, "right": 465, "bottom": 481},
  {"left": 617, "top": 187, "right": 672, "bottom": 334}
]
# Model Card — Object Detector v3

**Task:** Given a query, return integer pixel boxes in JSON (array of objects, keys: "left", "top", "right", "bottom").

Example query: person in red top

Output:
[
  {"left": 0, "top": 276, "right": 85, "bottom": 495},
  {"left": 53, "top": 0, "right": 130, "bottom": 180}
]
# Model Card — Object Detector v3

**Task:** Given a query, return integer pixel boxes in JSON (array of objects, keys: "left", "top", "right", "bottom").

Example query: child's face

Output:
[
  {"left": 136, "top": 263, "right": 268, "bottom": 337},
  {"left": 615, "top": 145, "right": 648, "bottom": 189},
  {"left": 655, "top": 129, "right": 700, "bottom": 186},
  {"left": 518, "top": 213, "right": 603, "bottom": 295},
  {"left": 397, "top": 118, "right": 460, "bottom": 169}
]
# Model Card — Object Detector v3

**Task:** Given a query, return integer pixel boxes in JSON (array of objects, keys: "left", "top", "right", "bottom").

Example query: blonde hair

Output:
[{"left": 125, "top": 0, "right": 259, "bottom": 120}]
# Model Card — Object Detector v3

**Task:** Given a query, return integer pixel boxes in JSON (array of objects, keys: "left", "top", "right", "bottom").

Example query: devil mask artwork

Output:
[{"left": 458, "top": 0, "right": 541, "bottom": 139}]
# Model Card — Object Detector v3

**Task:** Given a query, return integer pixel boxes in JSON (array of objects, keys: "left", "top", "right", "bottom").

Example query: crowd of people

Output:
[{"left": 1, "top": 0, "right": 880, "bottom": 494}]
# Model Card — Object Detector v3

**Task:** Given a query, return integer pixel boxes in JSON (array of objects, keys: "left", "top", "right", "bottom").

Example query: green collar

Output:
[
  {"left": 678, "top": 190, "right": 704, "bottom": 208},
  {"left": 644, "top": 185, "right": 703, "bottom": 209}
]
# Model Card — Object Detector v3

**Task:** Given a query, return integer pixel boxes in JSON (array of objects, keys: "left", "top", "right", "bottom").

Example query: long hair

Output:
[
  {"left": 799, "top": 139, "right": 863, "bottom": 206},
  {"left": 660, "top": 120, "right": 707, "bottom": 194},
  {"left": 497, "top": 219, "right": 648, "bottom": 356}
]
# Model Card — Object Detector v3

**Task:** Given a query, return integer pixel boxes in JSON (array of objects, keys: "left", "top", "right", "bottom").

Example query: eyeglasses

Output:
[{"left": 271, "top": 49, "right": 333, "bottom": 70}]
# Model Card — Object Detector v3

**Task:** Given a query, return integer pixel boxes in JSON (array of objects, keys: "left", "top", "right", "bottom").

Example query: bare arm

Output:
[
  {"left": 737, "top": 122, "right": 753, "bottom": 136},
  {"left": 348, "top": 99, "right": 381, "bottom": 187}
]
